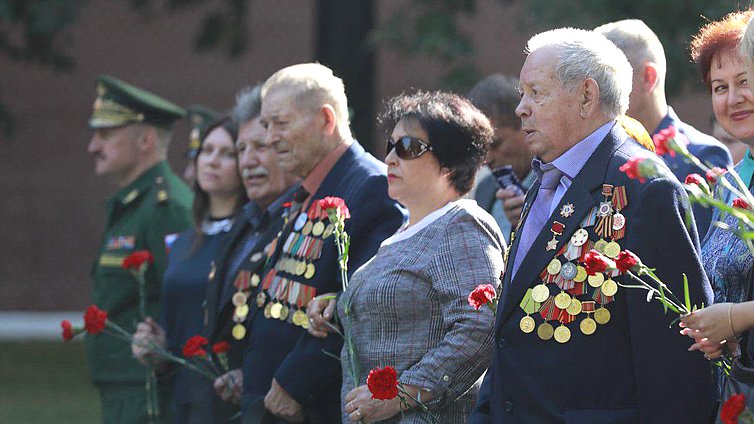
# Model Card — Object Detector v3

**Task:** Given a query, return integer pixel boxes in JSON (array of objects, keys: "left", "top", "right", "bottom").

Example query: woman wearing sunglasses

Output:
[{"left": 308, "top": 91, "right": 505, "bottom": 423}]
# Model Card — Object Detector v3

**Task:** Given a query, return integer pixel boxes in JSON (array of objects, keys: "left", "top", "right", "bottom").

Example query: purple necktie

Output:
[{"left": 511, "top": 164, "right": 563, "bottom": 279}]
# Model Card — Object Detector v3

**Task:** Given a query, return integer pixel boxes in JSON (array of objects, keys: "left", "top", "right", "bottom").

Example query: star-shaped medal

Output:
[
  {"left": 560, "top": 203, "right": 575, "bottom": 218},
  {"left": 546, "top": 238, "right": 559, "bottom": 251}
]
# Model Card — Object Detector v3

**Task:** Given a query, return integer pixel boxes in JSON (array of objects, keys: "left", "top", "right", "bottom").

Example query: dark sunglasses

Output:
[{"left": 386, "top": 136, "right": 433, "bottom": 160}]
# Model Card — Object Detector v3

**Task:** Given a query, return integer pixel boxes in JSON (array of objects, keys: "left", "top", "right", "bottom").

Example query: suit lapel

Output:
[{"left": 497, "top": 125, "right": 628, "bottom": 328}]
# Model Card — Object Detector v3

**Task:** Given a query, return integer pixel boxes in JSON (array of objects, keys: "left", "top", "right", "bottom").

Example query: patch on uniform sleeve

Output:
[
  {"left": 164, "top": 233, "right": 179, "bottom": 253},
  {"left": 106, "top": 236, "right": 135, "bottom": 250}
]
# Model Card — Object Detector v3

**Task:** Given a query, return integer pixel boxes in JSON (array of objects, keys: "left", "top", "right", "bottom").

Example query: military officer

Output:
[
  {"left": 86, "top": 75, "right": 194, "bottom": 424},
  {"left": 183, "top": 105, "right": 220, "bottom": 183}
]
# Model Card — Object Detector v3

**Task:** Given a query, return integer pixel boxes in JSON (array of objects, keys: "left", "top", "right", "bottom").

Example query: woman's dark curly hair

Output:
[{"left": 379, "top": 91, "right": 493, "bottom": 195}]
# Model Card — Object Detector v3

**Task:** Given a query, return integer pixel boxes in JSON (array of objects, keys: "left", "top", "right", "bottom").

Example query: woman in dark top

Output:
[{"left": 132, "top": 116, "right": 247, "bottom": 422}]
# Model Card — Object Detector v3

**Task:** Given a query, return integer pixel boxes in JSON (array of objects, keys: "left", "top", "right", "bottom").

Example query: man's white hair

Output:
[
  {"left": 526, "top": 28, "right": 633, "bottom": 118},
  {"left": 741, "top": 17, "right": 754, "bottom": 67},
  {"left": 262, "top": 63, "right": 351, "bottom": 135}
]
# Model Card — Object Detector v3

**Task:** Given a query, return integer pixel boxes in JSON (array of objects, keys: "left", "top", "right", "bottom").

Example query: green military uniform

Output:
[{"left": 87, "top": 75, "right": 193, "bottom": 424}]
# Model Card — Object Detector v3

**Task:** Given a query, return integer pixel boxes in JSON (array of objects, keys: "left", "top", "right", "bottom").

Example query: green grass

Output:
[{"left": 0, "top": 341, "right": 100, "bottom": 424}]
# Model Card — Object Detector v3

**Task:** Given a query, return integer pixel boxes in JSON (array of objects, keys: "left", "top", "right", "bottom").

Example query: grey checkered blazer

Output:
[{"left": 338, "top": 200, "right": 505, "bottom": 423}]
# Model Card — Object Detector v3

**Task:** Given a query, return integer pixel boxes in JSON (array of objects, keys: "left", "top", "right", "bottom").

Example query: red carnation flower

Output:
[
  {"left": 652, "top": 126, "right": 676, "bottom": 156},
  {"left": 212, "top": 341, "right": 231, "bottom": 354},
  {"left": 468, "top": 284, "right": 497, "bottom": 310},
  {"left": 706, "top": 167, "right": 727, "bottom": 184},
  {"left": 122, "top": 250, "right": 154, "bottom": 271},
  {"left": 733, "top": 198, "right": 751, "bottom": 210},
  {"left": 615, "top": 250, "right": 642, "bottom": 274},
  {"left": 583, "top": 250, "right": 616, "bottom": 276},
  {"left": 720, "top": 393, "right": 747, "bottom": 424},
  {"left": 684, "top": 173, "right": 705, "bottom": 186},
  {"left": 84, "top": 305, "right": 108, "bottom": 334},
  {"left": 366, "top": 366, "right": 399, "bottom": 400},
  {"left": 619, "top": 157, "right": 646, "bottom": 183},
  {"left": 61, "top": 320, "right": 74, "bottom": 341},
  {"left": 183, "top": 335, "right": 209, "bottom": 358},
  {"left": 318, "top": 196, "right": 351, "bottom": 220}
]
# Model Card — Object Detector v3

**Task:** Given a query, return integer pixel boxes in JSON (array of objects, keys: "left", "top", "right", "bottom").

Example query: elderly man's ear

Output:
[{"left": 579, "top": 78, "right": 601, "bottom": 119}]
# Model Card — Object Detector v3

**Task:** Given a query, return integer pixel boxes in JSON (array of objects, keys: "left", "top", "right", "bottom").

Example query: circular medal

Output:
[
  {"left": 232, "top": 292, "right": 248, "bottom": 307},
  {"left": 279, "top": 305, "right": 290, "bottom": 321},
  {"left": 292, "top": 310, "right": 307, "bottom": 326},
  {"left": 312, "top": 221, "right": 325, "bottom": 237},
  {"left": 270, "top": 302, "right": 282, "bottom": 319},
  {"left": 604, "top": 241, "right": 621, "bottom": 259},
  {"left": 322, "top": 223, "right": 334, "bottom": 239},
  {"left": 554, "top": 292, "right": 572, "bottom": 309},
  {"left": 302, "top": 316, "right": 309, "bottom": 329},
  {"left": 296, "top": 260, "right": 307, "bottom": 276},
  {"left": 251, "top": 274, "right": 261, "bottom": 287},
  {"left": 256, "top": 292, "right": 267, "bottom": 308},
  {"left": 554, "top": 325, "right": 571, "bottom": 343},
  {"left": 302, "top": 220, "right": 313, "bottom": 236},
  {"left": 304, "top": 263, "right": 316, "bottom": 279},
  {"left": 566, "top": 298, "right": 582, "bottom": 315},
  {"left": 560, "top": 262, "right": 577, "bottom": 280},
  {"left": 574, "top": 266, "right": 587, "bottom": 283},
  {"left": 594, "top": 239, "right": 608, "bottom": 254},
  {"left": 263, "top": 303, "right": 273, "bottom": 319},
  {"left": 531, "top": 284, "right": 550, "bottom": 303},
  {"left": 580, "top": 317, "right": 597, "bottom": 335},
  {"left": 537, "top": 322, "right": 554, "bottom": 340},
  {"left": 594, "top": 307, "right": 611, "bottom": 325},
  {"left": 570, "top": 229, "right": 589, "bottom": 247},
  {"left": 612, "top": 212, "right": 626, "bottom": 231},
  {"left": 232, "top": 324, "right": 247, "bottom": 340},
  {"left": 587, "top": 272, "right": 605, "bottom": 288},
  {"left": 601, "top": 279, "right": 618, "bottom": 297},
  {"left": 294, "top": 213, "right": 308, "bottom": 232},
  {"left": 547, "top": 258, "right": 562, "bottom": 275},
  {"left": 235, "top": 304, "right": 249, "bottom": 319},
  {"left": 520, "top": 315, "right": 536, "bottom": 334}
]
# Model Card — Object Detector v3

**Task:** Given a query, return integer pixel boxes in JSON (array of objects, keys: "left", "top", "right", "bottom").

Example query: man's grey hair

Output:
[
  {"left": 741, "top": 17, "right": 754, "bottom": 67},
  {"left": 467, "top": 74, "right": 521, "bottom": 129},
  {"left": 232, "top": 84, "right": 263, "bottom": 124},
  {"left": 595, "top": 19, "right": 667, "bottom": 80},
  {"left": 526, "top": 28, "right": 633, "bottom": 118}
]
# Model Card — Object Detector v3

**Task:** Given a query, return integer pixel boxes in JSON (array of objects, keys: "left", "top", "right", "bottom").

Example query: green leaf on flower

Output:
[{"left": 683, "top": 273, "right": 690, "bottom": 313}]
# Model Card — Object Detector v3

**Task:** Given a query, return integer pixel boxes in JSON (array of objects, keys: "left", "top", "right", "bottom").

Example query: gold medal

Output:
[
  {"left": 279, "top": 305, "right": 290, "bottom": 321},
  {"left": 235, "top": 304, "right": 249, "bottom": 319},
  {"left": 270, "top": 302, "right": 282, "bottom": 319},
  {"left": 574, "top": 266, "right": 587, "bottom": 283},
  {"left": 322, "top": 223, "right": 334, "bottom": 239},
  {"left": 293, "top": 310, "right": 307, "bottom": 326},
  {"left": 604, "top": 241, "right": 621, "bottom": 258},
  {"left": 580, "top": 317, "right": 597, "bottom": 335},
  {"left": 251, "top": 274, "right": 261, "bottom": 287},
  {"left": 594, "top": 307, "right": 611, "bottom": 324},
  {"left": 296, "top": 261, "right": 307, "bottom": 276},
  {"left": 594, "top": 239, "right": 608, "bottom": 254},
  {"left": 554, "top": 325, "right": 571, "bottom": 343},
  {"left": 263, "top": 303, "right": 273, "bottom": 319},
  {"left": 312, "top": 221, "right": 325, "bottom": 237},
  {"left": 531, "top": 284, "right": 550, "bottom": 303},
  {"left": 232, "top": 292, "right": 248, "bottom": 307},
  {"left": 566, "top": 298, "right": 582, "bottom": 315},
  {"left": 232, "top": 324, "right": 247, "bottom": 340},
  {"left": 302, "top": 316, "right": 309, "bottom": 329},
  {"left": 601, "top": 279, "right": 618, "bottom": 297},
  {"left": 537, "top": 322, "right": 554, "bottom": 340},
  {"left": 547, "top": 258, "right": 562, "bottom": 275},
  {"left": 587, "top": 272, "right": 604, "bottom": 288},
  {"left": 554, "top": 292, "right": 571, "bottom": 309},
  {"left": 304, "top": 263, "right": 315, "bottom": 279},
  {"left": 520, "top": 315, "right": 536, "bottom": 333},
  {"left": 302, "top": 220, "right": 313, "bottom": 236},
  {"left": 256, "top": 292, "right": 267, "bottom": 308}
]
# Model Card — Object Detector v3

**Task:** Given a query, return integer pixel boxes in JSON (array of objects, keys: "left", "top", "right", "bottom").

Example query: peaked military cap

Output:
[
  {"left": 185, "top": 105, "right": 220, "bottom": 159},
  {"left": 89, "top": 75, "right": 186, "bottom": 129}
]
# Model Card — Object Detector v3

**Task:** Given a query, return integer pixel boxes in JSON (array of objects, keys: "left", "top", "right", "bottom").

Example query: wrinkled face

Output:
[
  {"left": 710, "top": 49, "right": 754, "bottom": 142},
  {"left": 237, "top": 118, "right": 296, "bottom": 207},
  {"left": 385, "top": 118, "right": 447, "bottom": 205},
  {"left": 88, "top": 125, "right": 141, "bottom": 182},
  {"left": 488, "top": 119, "right": 530, "bottom": 177},
  {"left": 196, "top": 127, "right": 243, "bottom": 198},
  {"left": 260, "top": 88, "right": 325, "bottom": 178},
  {"left": 516, "top": 47, "right": 582, "bottom": 163}
]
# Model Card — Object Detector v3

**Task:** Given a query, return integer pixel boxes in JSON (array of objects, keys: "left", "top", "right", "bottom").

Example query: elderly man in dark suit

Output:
[
  {"left": 596, "top": 19, "right": 732, "bottom": 237},
  {"left": 471, "top": 28, "right": 715, "bottom": 423}
]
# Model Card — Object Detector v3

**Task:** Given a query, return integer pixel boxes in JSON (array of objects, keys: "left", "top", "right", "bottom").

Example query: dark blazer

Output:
[
  {"left": 471, "top": 124, "right": 715, "bottom": 424},
  {"left": 653, "top": 107, "right": 732, "bottom": 237},
  {"left": 239, "top": 141, "right": 406, "bottom": 422}
]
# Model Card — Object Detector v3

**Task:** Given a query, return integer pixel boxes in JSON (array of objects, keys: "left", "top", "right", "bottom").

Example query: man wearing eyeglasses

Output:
[{"left": 234, "top": 63, "right": 405, "bottom": 423}]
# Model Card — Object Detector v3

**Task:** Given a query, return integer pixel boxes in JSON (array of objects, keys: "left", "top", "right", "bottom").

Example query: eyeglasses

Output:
[{"left": 386, "top": 136, "right": 433, "bottom": 160}]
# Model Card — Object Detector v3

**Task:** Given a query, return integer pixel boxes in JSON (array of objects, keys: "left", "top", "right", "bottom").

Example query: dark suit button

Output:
[
  {"left": 504, "top": 400, "right": 513, "bottom": 412},
  {"left": 497, "top": 337, "right": 506, "bottom": 348}
]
